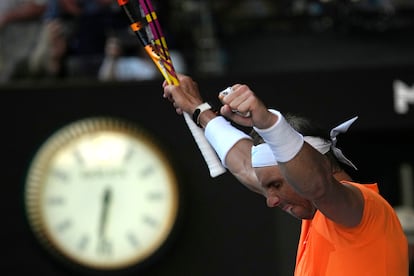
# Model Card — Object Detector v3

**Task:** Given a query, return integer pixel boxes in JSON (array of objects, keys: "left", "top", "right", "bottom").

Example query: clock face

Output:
[{"left": 24, "top": 117, "right": 180, "bottom": 272}]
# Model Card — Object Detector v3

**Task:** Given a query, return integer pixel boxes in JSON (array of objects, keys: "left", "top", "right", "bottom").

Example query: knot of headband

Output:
[{"left": 252, "top": 116, "right": 358, "bottom": 170}]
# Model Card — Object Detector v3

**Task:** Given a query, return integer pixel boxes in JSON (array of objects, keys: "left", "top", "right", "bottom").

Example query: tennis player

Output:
[{"left": 163, "top": 74, "right": 409, "bottom": 275}]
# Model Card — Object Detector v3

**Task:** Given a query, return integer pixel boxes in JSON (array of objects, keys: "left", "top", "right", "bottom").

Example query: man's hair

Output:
[{"left": 250, "top": 112, "right": 342, "bottom": 170}]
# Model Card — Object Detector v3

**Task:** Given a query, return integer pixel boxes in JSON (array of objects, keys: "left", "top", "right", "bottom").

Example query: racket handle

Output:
[{"left": 182, "top": 112, "right": 226, "bottom": 178}]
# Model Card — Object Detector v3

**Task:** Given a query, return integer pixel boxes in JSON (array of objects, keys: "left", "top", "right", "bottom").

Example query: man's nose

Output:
[{"left": 266, "top": 195, "right": 280, "bottom": 208}]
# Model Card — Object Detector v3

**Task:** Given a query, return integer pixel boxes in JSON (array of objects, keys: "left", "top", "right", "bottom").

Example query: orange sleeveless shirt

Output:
[{"left": 295, "top": 182, "right": 408, "bottom": 275}]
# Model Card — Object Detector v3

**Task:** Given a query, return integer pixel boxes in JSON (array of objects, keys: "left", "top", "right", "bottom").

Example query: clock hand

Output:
[
  {"left": 98, "top": 187, "right": 112, "bottom": 238},
  {"left": 97, "top": 186, "right": 113, "bottom": 255}
]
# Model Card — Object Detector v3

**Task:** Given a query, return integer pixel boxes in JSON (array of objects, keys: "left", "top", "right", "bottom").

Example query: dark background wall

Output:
[{"left": 3, "top": 64, "right": 414, "bottom": 275}]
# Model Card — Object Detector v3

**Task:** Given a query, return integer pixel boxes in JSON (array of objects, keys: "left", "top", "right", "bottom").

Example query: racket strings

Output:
[{"left": 139, "top": 0, "right": 177, "bottom": 83}]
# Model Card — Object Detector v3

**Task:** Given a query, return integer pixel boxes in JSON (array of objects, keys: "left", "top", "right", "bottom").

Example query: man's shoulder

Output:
[{"left": 340, "top": 180, "right": 379, "bottom": 194}]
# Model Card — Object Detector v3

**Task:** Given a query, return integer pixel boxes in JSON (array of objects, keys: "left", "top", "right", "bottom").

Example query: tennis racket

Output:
[{"left": 116, "top": 0, "right": 226, "bottom": 178}]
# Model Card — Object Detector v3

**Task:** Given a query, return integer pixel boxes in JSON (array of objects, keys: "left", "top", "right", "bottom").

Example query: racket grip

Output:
[{"left": 182, "top": 112, "right": 226, "bottom": 178}]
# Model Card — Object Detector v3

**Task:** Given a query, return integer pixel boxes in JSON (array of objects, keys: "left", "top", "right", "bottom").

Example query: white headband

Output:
[
  {"left": 251, "top": 143, "right": 277, "bottom": 167},
  {"left": 251, "top": 116, "right": 358, "bottom": 170}
]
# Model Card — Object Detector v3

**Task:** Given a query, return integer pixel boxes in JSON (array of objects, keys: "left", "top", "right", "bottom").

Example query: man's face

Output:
[{"left": 252, "top": 166, "right": 317, "bottom": 220}]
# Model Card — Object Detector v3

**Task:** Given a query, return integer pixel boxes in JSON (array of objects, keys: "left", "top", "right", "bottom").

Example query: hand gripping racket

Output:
[{"left": 117, "top": 0, "right": 226, "bottom": 177}]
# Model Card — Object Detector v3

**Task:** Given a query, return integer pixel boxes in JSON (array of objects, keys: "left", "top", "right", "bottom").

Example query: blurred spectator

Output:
[
  {"left": 11, "top": 18, "right": 69, "bottom": 80},
  {"left": 25, "top": 0, "right": 125, "bottom": 80},
  {"left": 10, "top": 0, "right": 82, "bottom": 80},
  {"left": 98, "top": 30, "right": 187, "bottom": 82},
  {"left": 0, "top": 0, "right": 47, "bottom": 82},
  {"left": 98, "top": 33, "right": 158, "bottom": 81},
  {"left": 59, "top": 0, "right": 125, "bottom": 78},
  {"left": 32, "top": 18, "right": 68, "bottom": 78}
]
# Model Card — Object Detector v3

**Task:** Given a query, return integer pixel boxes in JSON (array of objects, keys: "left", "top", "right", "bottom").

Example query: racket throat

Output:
[{"left": 144, "top": 46, "right": 178, "bottom": 85}]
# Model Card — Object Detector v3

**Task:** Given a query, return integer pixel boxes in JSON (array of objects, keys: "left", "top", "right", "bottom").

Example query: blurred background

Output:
[
  {"left": 1, "top": 0, "right": 414, "bottom": 81},
  {"left": 2, "top": 0, "right": 414, "bottom": 275}
]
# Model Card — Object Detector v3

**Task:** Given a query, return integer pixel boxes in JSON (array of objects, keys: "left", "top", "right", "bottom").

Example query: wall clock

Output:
[{"left": 24, "top": 117, "right": 180, "bottom": 274}]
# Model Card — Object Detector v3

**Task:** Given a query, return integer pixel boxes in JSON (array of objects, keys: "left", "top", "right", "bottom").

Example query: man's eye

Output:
[
  {"left": 263, "top": 180, "right": 282, "bottom": 191},
  {"left": 271, "top": 182, "right": 281, "bottom": 189}
]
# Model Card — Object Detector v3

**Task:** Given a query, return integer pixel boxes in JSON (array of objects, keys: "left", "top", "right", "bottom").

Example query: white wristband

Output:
[
  {"left": 205, "top": 116, "right": 251, "bottom": 167},
  {"left": 253, "top": 109, "right": 304, "bottom": 162}
]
